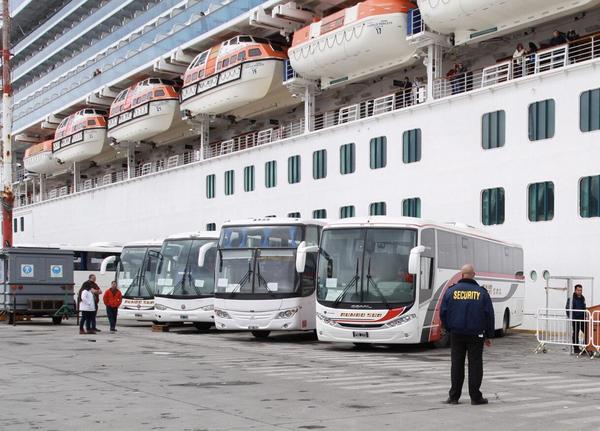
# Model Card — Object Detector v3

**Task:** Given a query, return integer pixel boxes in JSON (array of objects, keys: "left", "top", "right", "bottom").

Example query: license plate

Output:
[
  {"left": 134, "top": 314, "right": 142, "bottom": 318},
  {"left": 248, "top": 325, "right": 259, "bottom": 330},
  {"left": 353, "top": 331, "right": 369, "bottom": 338},
  {"left": 180, "top": 315, "right": 188, "bottom": 319}
]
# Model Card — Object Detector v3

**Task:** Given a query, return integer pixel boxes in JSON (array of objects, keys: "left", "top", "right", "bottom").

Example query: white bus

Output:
[
  {"left": 153, "top": 231, "right": 219, "bottom": 330},
  {"left": 213, "top": 218, "right": 325, "bottom": 338},
  {"left": 315, "top": 217, "right": 524, "bottom": 345},
  {"left": 101, "top": 239, "right": 163, "bottom": 320}
]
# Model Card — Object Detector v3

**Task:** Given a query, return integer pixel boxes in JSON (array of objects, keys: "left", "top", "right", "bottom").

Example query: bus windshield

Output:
[
  {"left": 117, "top": 246, "right": 159, "bottom": 298},
  {"left": 220, "top": 225, "right": 303, "bottom": 249},
  {"left": 155, "top": 239, "right": 216, "bottom": 297},
  {"left": 317, "top": 228, "right": 417, "bottom": 308}
]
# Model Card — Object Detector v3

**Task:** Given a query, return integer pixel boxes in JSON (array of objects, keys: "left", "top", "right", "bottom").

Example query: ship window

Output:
[
  {"left": 340, "top": 205, "right": 355, "bottom": 219},
  {"left": 224, "top": 170, "right": 234, "bottom": 196},
  {"left": 244, "top": 165, "right": 255, "bottom": 192},
  {"left": 288, "top": 212, "right": 301, "bottom": 218},
  {"left": 529, "top": 99, "right": 555, "bottom": 141},
  {"left": 206, "top": 174, "right": 216, "bottom": 199},
  {"left": 312, "top": 209, "right": 327, "bottom": 219},
  {"left": 340, "top": 143, "right": 355, "bottom": 175},
  {"left": 149, "top": 78, "right": 161, "bottom": 84},
  {"left": 192, "top": 52, "right": 208, "bottom": 68},
  {"left": 403, "top": 128, "right": 422, "bottom": 163},
  {"left": 248, "top": 48, "right": 262, "bottom": 57},
  {"left": 528, "top": 181, "right": 554, "bottom": 222},
  {"left": 13, "top": 218, "right": 17, "bottom": 233},
  {"left": 482, "top": 110, "right": 506, "bottom": 149},
  {"left": 84, "top": 109, "right": 94, "bottom": 114},
  {"left": 265, "top": 160, "right": 277, "bottom": 188},
  {"left": 288, "top": 155, "right": 301, "bottom": 184},
  {"left": 230, "top": 55, "right": 237, "bottom": 64},
  {"left": 87, "top": 119, "right": 96, "bottom": 126},
  {"left": 403, "top": 198, "right": 421, "bottom": 217},
  {"left": 239, "top": 36, "right": 252, "bottom": 43},
  {"left": 482, "top": 187, "right": 505, "bottom": 225},
  {"left": 580, "top": 88, "right": 600, "bottom": 132},
  {"left": 369, "top": 202, "right": 387, "bottom": 216},
  {"left": 154, "top": 89, "right": 165, "bottom": 97},
  {"left": 238, "top": 51, "right": 246, "bottom": 62},
  {"left": 115, "top": 90, "right": 128, "bottom": 102},
  {"left": 313, "top": 149, "right": 327, "bottom": 180},
  {"left": 58, "top": 119, "right": 67, "bottom": 128},
  {"left": 222, "top": 58, "right": 229, "bottom": 68},
  {"left": 369, "top": 136, "right": 387, "bottom": 169},
  {"left": 580, "top": 175, "right": 600, "bottom": 218},
  {"left": 206, "top": 223, "right": 217, "bottom": 231}
]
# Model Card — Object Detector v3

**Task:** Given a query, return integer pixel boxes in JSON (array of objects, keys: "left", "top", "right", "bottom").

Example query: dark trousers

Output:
[
  {"left": 91, "top": 308, "right": 98, "bottom": 329},
  {"left": 106, "top": 307, "right": 118, "bottom": 330},
  {"left": 79, "top": 311, "right": 94, "bottom": 331},
  {"left": 449, "top": 333, "right": 485, "bottom": 401},
  {"left": 572, "top": 321, "right": 588, "bottom": 349}
]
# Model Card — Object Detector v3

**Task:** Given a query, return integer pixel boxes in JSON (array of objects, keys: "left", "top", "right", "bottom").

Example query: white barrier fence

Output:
[{"left": 535, "top": 308, "right": 600, "bottom": 357}]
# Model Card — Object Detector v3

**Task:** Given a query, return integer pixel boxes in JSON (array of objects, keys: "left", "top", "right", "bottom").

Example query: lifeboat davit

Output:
[
  {"left": 289, "top": 0, "right": 417, "bottom": 89},
  {"left": 417, "top": 0, "right": 600, "bottom": 45},
  {"left": 108, "top": 78, "right": 180, "bottom": 143},
  {"left": 52, "top": 109, "right": 108, "bottom": 164},
  {"left": 180, "top": 35, "right": 295, "bottom": 118},
  {"left": 23, "top": 140, "right": 62, "bottom": 174}
]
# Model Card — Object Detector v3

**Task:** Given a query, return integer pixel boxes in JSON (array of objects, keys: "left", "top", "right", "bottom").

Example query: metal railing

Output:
[
  {"left": 535, "top": 308, "right": 599, "bottom": 357},
  {"left": 592, "top": 310, "right": 600, "bottom": 354}
]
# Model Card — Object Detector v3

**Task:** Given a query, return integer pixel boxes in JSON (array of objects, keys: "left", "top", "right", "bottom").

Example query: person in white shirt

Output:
[
  {"left": 513, "top": 43, "right": 526, "bottom": 77},
  {"left": 79, "top": 286, "right": 96, "bottom": 335}
]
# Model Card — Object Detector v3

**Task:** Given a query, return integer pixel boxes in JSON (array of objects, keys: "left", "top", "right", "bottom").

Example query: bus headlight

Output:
[
  {"left": 215, "top": 309, "right": 231, "bottom": 319},
  {"left": 275, "top": 308, "right": 298, "bottom": 319},
  {"left": 316, "top": 313, "right": 336, "bottom": 326},
  {"left": 154, "top": 304, "right": 167, "bottom": 311},
  {"left": 385, "top": 313, "right": 417, "bottom": 328},
  {"left": 201, "top": 305, "right": 214, "bottom": 312}
]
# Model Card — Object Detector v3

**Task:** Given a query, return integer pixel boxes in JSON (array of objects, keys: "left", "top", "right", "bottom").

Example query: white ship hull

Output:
[
  {"left": 108, "top": 99, "right": 179, "bottom": 143},
  {"left": 53, "top": 129, "right": 107, "bottom": 164},
  {"left": 24, "top": 151, "right": 62, "bottom": 174}
]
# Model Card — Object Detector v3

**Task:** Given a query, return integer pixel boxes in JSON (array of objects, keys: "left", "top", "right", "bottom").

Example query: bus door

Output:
[{"left": 418, "top": 228, "right": 436, "bottom": 304}]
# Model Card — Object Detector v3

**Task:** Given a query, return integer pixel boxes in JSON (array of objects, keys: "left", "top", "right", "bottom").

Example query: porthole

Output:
[
  {"left": 530, "top": 270, "right": 538, "bottom": 281},
  {"left": 542, "top": 270, "right": 551, "bottom": 281}
]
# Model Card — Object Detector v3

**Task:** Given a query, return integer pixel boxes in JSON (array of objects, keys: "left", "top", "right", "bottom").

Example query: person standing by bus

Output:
[
  {"left": 103, "top": 281, "right": 123, "bottom": 332},
  {"left": 565, "top": 284, "right": 587, "bottom": 353},
  {"left": 79, "top": 284, "right": 96, "bottom": 334},
  {"left": 440, "top": 264, "right": 495, "bottom": 406}
]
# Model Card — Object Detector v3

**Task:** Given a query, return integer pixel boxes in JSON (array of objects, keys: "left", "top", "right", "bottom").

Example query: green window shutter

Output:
[
  {"left": 206, "top": 174, "right": 215, "bottom": 199},
  {"left": 313, "top": 149, "right": 327, "bottom": 179},
  {"left": 312, "top": 209, "right": 327, "bottom": 219},
  {"left": 482, "top": 110, "right": 506, "bottom": 149},
  {"left": 482, "top": 187, "right": 505, "bottom": 225},
  {"left": 403, "top": 129, "right": 422, "bottom": 163},
  {"left": 402, "top": 198, "right": 421, "bottom": 217},
  {"left": 224, "top": 170, "right": 234, "bottom": 196},
  {"left": 340, "top": 205, "right": 355, "bottom": 219},
  {"left": 369, "top": 202, "right": 387, "bottom": 216},
  {"left": 244, "top": 165, "right": 255, "bottom": 192},
  {"left": 529, "top": 99, "right": 555, "bottom": 141},
  {"left": 287, "top": 212, "right": 301, "bottom": 218},
  {"left": 206, "top": 223, "right": 216, "bottom": 231},
  {"left": 580, "top": 88, "right": 600, "bottom": 133},
  {"left": 265, "top": 161, "right": 277, "bottom": 188},
  {"left": 528, "top": 182, "right": 554, "bottom": 222},
  {"left": 288, "top": 155, "right": 301, "bottom": 184},
  {"left": 370, "top": 136, "right": 387, "bottom": 169},
  {"left": 340, "top": 143, "right": 355, "bottom": 175},
  {"left": 580, "top": 175, "right": 600, "bottom": 218}
]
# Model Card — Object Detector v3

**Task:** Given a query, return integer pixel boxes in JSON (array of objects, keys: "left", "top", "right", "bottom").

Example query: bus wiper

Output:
[
  {"left": 123, "top": 267, "right": 142, "bottom": 297},
  {"left": 256, "top": 261, "right": 276, "bottom": 297},
  {"left": 188, "top": 272, "right": 204, "bottom": 296},
  {"left": 333, "top": 258, "right": 360, "bottom": 308},
  {"left": 229, "top": 260, "right": 253, "bottom": 295},
  {"left": 366, "top": 257, "right": 389, "bottom": 308}
]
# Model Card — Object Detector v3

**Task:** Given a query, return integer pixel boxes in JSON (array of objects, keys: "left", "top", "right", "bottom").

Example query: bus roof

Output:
[
  {"left": 323, "top": 216, "right": 521, "bottom": 248},
  {"left": 122, "top": 239, "right": 164, "bottom": 248},
  {"left": 14, "top": 243, "right": 122, "bottom": 253},
  {"left": 221, "top": 217, "right": 328, "bottom": 228},
  {"left": 165, "top": 231, "right": 220, "bottom": 240}
]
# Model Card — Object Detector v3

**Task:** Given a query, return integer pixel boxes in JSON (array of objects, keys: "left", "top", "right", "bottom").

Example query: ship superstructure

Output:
[{"left": 3, "top": 0, "right": 600, "bottom": 328}]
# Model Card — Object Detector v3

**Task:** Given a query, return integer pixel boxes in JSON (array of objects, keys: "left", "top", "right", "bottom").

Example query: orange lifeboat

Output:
[
  {"left": 180, "top": 35, "right": 295, "bottom": 118},
  {"left": 108, "top": 78, "right": 180, "bottom": 143},
  {"left": 23, "top": 140, "right": 62, "bottom": 174},
  {"left": 289, "top": 0, "right": 417, "bottom": 88},
  {"left": 52, "top": 108, "right": 108, "bottom": 164}
]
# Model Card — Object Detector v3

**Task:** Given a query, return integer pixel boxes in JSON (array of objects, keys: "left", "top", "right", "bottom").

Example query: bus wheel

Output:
[
  {"left": 495, "top": 310, "right": 510, "bottom": 338},
  {"left": 353, "top": 343, "right": 374, "bottom": 350},
  {"left": 193, "top": 322, "right": 212, "bottom": 332},
  {"left": 8, "top": 313, "right": 15, "bottom": 325},
  {"left": 251, "top": 330, "right": 270, "bottom": 339},
  {"left": 52, "top": 316, "right": 63, "bottom": 325}
]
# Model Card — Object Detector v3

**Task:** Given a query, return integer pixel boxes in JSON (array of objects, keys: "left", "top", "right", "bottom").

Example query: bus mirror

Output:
[
  {"left": 296, "top": 242, "right": 319, "bottom": 273},
  {"left": 408, "top": 246, "right": 426, "bottom": 275},
  {"left": 100, "top": 255, "right": 116, "bottom": 274},
  {"left": 198, "top": 242, "right": 216, "bottom": 267}
]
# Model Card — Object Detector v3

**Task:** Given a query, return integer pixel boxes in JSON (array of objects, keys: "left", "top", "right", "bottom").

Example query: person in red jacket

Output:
[{"left": 103, "top": 281, "right": 123, "bottom": 332}]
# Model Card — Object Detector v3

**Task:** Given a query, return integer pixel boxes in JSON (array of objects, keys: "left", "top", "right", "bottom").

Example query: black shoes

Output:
[
  {"left": 444, "top": 398, "right": 459, "bottom": 405},
  {"left": 471, "top": 398, "right": 489, "bottom": 405}
]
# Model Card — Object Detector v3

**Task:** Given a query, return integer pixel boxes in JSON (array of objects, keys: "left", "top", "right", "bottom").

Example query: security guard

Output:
[{"left": 441, "top": 264, "right": 495, "bottom": 405}]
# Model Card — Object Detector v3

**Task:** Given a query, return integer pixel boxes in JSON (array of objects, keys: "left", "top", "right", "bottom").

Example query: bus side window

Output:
[
  {"left": 73, "top": 251, "right": 85, "bottom": 271},
  {"left": 419, "top": 229, "right": 436, "bottom": 302},
  {"left": 100, "top": 252, "right": 117, "bottom": 271}
]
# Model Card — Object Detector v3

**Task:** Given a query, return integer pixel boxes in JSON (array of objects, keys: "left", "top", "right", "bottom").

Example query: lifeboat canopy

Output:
[
  {"left": 23, "top": 140, "right": 62, "bottom": 174},
  {"left": 52, "top": 108, "right": 108, "bottom": 164}
]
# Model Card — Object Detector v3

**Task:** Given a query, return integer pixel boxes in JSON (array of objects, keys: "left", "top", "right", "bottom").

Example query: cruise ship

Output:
[{"left": 3, "top": 0, "right": 600, "bottom": 329}]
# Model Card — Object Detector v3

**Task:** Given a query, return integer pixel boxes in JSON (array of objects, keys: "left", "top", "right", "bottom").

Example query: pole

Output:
[{"left": 1, "top": 0, "right": 14, "bottom": 247}]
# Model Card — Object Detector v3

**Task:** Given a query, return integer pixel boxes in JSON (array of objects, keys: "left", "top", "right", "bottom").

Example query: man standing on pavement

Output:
[
  {"left": 103, "top": 281, "right": 122, "bottom": 332},
  {"left": 441, "top": 264, "right": 495, "bottom": 406},
  {"left": 566, "top": 284, "right": 587, "bottom": 353},
  {"left": 79, "top": 274, "right": 102, "bottom": 332}
]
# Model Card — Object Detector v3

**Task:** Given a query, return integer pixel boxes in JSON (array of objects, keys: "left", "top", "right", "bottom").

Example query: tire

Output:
[
  {"left": 52, "top": 316, "right": 63, "bottom": 325},
  {"left": 251, "top": 330, "right": 270, "bottom": 339},
  {"left": 8, "top": 313, "right": 15, "bottom": 325},
  {"left": 495, "top": 310, "right": 510, "bottom": 338},
  {"left": 193, "top": 322, "right": 212, "bottom": 331},
  {"left": 353, "top": 342, "right": 374, "bottom": 350},
  {"left": 152, "top": 320, "right": 161, "bottom": 325}
]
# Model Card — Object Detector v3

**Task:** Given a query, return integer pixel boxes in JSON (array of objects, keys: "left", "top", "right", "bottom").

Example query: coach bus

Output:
[
  {"left": 213, "top": 218, "right": 325, "bottom": 338},
  {"left": 315, "top": 217, "right": 524, "bottom": 346},
  {"left": 153, "top": 231, "right": 219, "bottom": 330}
]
